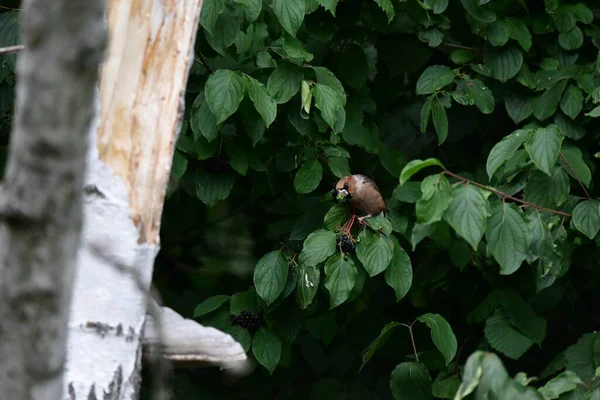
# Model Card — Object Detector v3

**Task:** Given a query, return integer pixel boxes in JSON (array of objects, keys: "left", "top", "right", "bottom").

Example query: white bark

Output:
[
  {"left": 63, "top": 0, "right": 247, "bottom": 398},
  {"left": 0, "top": 0, "right": 107, "bottom": 398}
]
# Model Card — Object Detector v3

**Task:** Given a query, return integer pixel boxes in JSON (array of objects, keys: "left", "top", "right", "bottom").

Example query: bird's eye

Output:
[{"left": 343, "top": 183, "right": 348, "bottom": 190}]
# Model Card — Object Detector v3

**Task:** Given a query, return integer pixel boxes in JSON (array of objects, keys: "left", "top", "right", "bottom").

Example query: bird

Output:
[{"left": 334, "top": 174, "right": 386, "bottom": 230}]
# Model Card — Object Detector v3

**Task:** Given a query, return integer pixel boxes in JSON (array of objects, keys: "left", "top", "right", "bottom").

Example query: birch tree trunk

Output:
[
  {"left": 63, "top": 0, "right": 247, "bottom": 399},
  {"left": 0, "top": 0, "right": 107, "bottom": 398}
]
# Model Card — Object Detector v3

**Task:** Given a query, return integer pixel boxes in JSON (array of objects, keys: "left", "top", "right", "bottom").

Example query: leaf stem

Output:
[
  {"left": 401, "top": 322, "right": 419, "bottom": 362},
  {"left": 442, "top": 170, "right": 571, "bottom": 217},
  {"left": 559, "top": 152, "right": 591, "bottom": 200},
  {"left": 441, "top": 42, "right": 477, "bottom": 51}
]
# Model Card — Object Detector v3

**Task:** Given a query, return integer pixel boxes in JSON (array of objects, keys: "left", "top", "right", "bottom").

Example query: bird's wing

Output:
[{"left": 355, "top": 174, "right": 381, "bottom": 194}]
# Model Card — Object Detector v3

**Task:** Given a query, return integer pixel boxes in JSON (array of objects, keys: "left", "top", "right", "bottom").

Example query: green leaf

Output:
[
  {"left": 360, "top": 322, "right": 401, "bottom": 371},
  {"left": 393, "top": 182, "right": 423, "bottom": 203},
  {"left": 246, "top": 76, "right": 277, "bottom": 128},
  {"left": 272, "top": 0, "right": 306, "bottom": 37},
  {"left": 299, "top": 229, "right": 337, "bottom": 266},
  {"left": 417, "top": 313, "right": 458, "bottom": 366},
  {"left": 324, "top": 253, "right": 358, "bottom": 309},
  {"left": 324, "top": 204, "right": 351, "bottom": 231},
  {"left": 486, "top": 129, "right": 529, "bottom": 180},
  {"left": 267, "top": 63, "right": 303, "bottom": 104},
  {"left": 499, "top": 289, "right": 547, "bottom": 345},
  {"left": 312, "top": 66, "right": 346, "bottom": 105},
  {"left": 399, "top": 158, "right": 445, "bottom": 185},
  {"left": 572, "top": 200, "right": 600, "bottom": 239},
  {"left": 506, "top": 17, "right": 532, "bottom": 51},
  {"left": 484, "top": 311, "right": 534, "bottom": 359},
  {"left": 294, "top": 159, "right": 323, "bottom": 194},
  {"left": 423, "top": 0, "right": 449, "bottom": 14},
  {"left": 533, "top": 80, "right": 568, "bottom": 121},
  {"left": 565, "top": 333, "right": 598, "bottom": 383},
  {"left": 464, "top": 79, "right": 495, "bottom": 114},
  {"left": 416, "top": 174, "right": 453, "bottom": 225},
  {"left": 586, "top": 106, "right": 600, "bottom": 117},
  {"left": 327, "top": 156, "right": 351, "bottom": 178},
  {"left": 384, "top": 237, "right": 413, "bottom": 302},
  {"left": 195, "top": 170, "right": 235, "bottom": 206},
  {"left": 451, "top": 49, "right": 474, "bottom": 64},
  {"left": 484, "top": 45, "right": 523, "bottom": 82},
  {"left": 559, "top": 85, "right": 583, "bottom": 120},
  {"left": 226, "top": 325, "right": 252, "bottom": 352},
  {"left": 524, "top": 124, "right": 564, "bottom": 176},
  {"left": 230, "top": 290, "right": 260, "bottom": 315},
  {"left": 559, "top": 26, "right": 584, "bottom": 51},
  {"left": 420, "top": 96, "right": 434, "bottom": 134},
  {"left": 416, "top": 66, "right": 455, "bottom": 95},
  {"left": 539, "top": 371, "right": 584, "bottom": 400},
  {"left": 193, "top": 295, "right": 230, "bottom": 317},
  {"left": 390, "top": 362, "right": 433, "bottom": 400},
  {"left": 234, "top": 0, "right": 262, "bottom": 23},
  {"left": 253, "top": 250, "right": 289, "bottom": 305},
  {"left": 171, "top": 151, "right": 188, "bottom": 180},
  {"left": 226, "top": 143, "right": 249, "bottom": 176},
  {"left": 560, "top": 145, "right": 591, "bottom": 187},
  {"left": 505, "top": 94, "right": 533, "bottom": 124},
  {"left": 486, "top": 202, "right": 531, "bottom": 275},
  {"left": 313, "top": 84, "right": 344, "bottom": 129},
  {"left": 431, "top": 98, "right": 448, "bottom": 145},
  {"left": 356, "top": 232, "right": 393, "bottom": 277},
  {"left": 374, "top": 0, "right": 395, "bottom": 23},
  {"left": 432, "top": 376, "right": 460, "bottom": 400},
  {"left": 444, "top": 185, "right": 492, "bottom": 250},
  {"left": 523, "top": 169, "right": 569, "bottom": 209},
  {"left": 200, "top": 0, "right": 225, "bottom": 36},
  {"left": 317, "top": 0, "right": 339, "bottom": 16},
  {"left": 283, "top": 35, "right": 314, "bottom": 62},
  {"left": 191, "top": 99, "right": 220, "bottom": 142},
  {"left": 461, "top": 0, "right": 496, "bottom": 22},
  {"left": 205, "top": 69, "right": 246, "bottom": 124},
  {"left": 455, "top": 352, "right": 486, "bottom": 399},
  {"left": 296, "top": 264, "right": 320, "bottom": 309},
  {"left": 252, "top": 327, "right": 282, "bottom": 374},
  {"left": 487, "top": 20, "right": 510, "bottom": 47},
  {"left": 367, "top": 216, "right": 393, "bottom": 236}
]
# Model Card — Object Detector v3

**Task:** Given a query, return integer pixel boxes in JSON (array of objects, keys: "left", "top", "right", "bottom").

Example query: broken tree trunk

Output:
[{"left": 64, "top": 0, "right": 246, "bottom": 398}]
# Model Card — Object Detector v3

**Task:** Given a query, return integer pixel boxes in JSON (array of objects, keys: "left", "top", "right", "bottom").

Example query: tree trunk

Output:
[
  {"left": 0, "top": 0, "right": 107, "bottom": 398},
  {"left": 64, "top": 1, "right": 247, "bottom": 398}
]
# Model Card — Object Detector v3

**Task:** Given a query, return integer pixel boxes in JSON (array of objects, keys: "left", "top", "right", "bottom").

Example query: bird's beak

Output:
[{"left": 336, "top": 189, "right": 349, "bottom": 201}]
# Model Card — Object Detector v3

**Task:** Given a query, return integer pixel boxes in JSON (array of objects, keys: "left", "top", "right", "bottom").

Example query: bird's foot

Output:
[{"left": 357, "top": 215, "right": 372, "bottom": 227}]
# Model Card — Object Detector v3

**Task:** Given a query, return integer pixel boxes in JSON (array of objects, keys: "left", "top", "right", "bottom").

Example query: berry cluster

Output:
[
  {"left": 337, "top": 233, "right": 355, "bottom": 253},
  {"left": 232, "top": 310, "right": 264, "bottom": 333},
  {"left": 204, "top": 155, "right": 231, "bottom": 173}
]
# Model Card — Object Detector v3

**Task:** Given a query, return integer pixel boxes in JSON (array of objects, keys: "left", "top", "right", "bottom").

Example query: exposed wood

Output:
[{"left": 96, "top": 0, "right": 201, "bottom": 244}]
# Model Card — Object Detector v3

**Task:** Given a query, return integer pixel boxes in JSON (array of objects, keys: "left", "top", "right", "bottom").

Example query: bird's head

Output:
[{"left": 334, "top": 175, "right": 354, "bottom": 202}]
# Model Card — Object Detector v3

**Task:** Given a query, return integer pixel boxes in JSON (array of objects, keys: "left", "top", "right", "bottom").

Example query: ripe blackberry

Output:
[
  {"left": 337, "top": 233, "right": 355, "bottom": 253},
  {"left": 232, "top": 310, "right": 264, "bottom": 334},
  {"left": 204, "top": 155, "right": 231, "bottom": 173}
]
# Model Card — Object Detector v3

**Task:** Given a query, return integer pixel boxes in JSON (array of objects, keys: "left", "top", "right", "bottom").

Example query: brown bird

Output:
[{"left": 334, "top": 174, "right": 386, "bottom": 227}]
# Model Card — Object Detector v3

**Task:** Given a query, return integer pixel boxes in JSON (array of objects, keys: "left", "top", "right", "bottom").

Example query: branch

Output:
[
  {"left": 443, "top": 170, "right": 571, "bottom": 217},
  {"left": 559, "top": 152, "right": 591, "bottom": 200},
  {"left": 402, "top": 322, "right": 419, "bottom": 362},
  {"left": 441, "top": 42, "right": 477, "bottom": 51},
  {"left": 0, "top": 45, "right": 24, "bottom": 54}
]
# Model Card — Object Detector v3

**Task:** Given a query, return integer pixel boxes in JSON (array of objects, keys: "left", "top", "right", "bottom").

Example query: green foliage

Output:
[{"left": 3, "top": 0, "right": 600, "bottom": 398}]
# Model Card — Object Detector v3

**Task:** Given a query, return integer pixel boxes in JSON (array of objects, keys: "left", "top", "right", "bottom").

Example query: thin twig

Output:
[
  {"left": 442, "top": 42, "right": 477, "bottom": 51},
  {"left": 0, "top": 45, "right": 24, "bottom": 54},
  {"left": 559, "top": 152, "right": 591, "bottom": 200},
  {"left": 195, "top": 52, "right": 212, "bottom": 73},
  {"left": 401, "top": 322, "right": 419, "bottom": 362},
  {"left": 442, "top": 170, "right": 571, "bottom": 217}
]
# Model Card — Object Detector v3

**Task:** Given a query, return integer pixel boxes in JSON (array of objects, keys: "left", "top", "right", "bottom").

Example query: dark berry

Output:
[
  {"left": 232, "top": 310, "right": 264, "bottom": 334},
  {"left": 337, "top": 233, "right": 355, "bottom": 253},
  {"left": 204, "top": 155, "right": 231, "bottom": 173}
]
